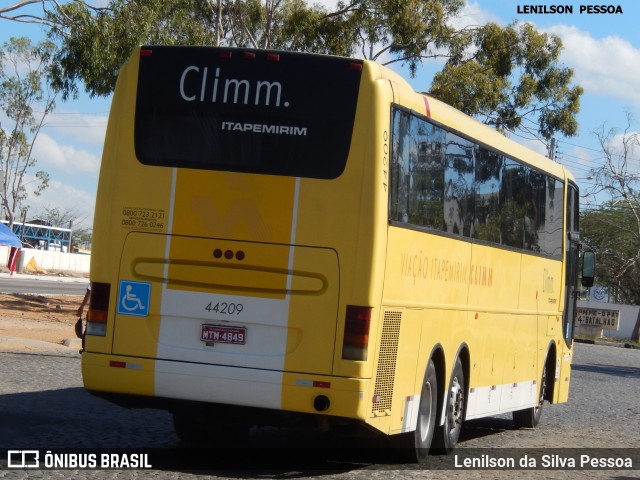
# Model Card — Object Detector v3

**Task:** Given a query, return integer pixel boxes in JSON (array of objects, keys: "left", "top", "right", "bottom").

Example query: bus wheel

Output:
[
  {"left": 513, "top": 363, "right": 546, "bottom": 428},
  {"left": 433, "top": 358, "right": 465, "bottom": 454},
  {"left": 390, "top": 359, "right": 437, "bottom": 463}
]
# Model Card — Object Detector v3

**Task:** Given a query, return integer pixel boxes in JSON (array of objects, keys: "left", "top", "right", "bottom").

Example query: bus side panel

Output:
[
  {"left": 520, "top": 253, "right": 565, "bottom": 402},
  {"left": 379, "top": 228, "right": 471, "bottom": 430},
  {"left": 521, "top": 252, "right": 568, "bottom": 407},
  {"left": 363, "top": 307, "right": 424, "bottom": 435},
  {"left": 467, "top": 244, "right": 520, "bottom": 310},
  {"left": 382, "top": 228, "right": 472, "bottom": 308},
  {"left": 380, "top": 231, "right": 554, "bottom": 421},
  {"left": 556, "top": 343, "right": 572, "bottom": 403},
  {"left": 519, "top": 254, "right": 563, "bottom": 314}
]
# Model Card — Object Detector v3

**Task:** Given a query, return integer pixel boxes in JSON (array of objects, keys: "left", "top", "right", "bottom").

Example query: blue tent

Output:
[{"left": 0, "top": 222, "right": 22, "bottom": 248}]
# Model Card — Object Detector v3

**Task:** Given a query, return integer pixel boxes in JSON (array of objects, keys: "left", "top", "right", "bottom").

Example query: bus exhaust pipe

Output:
[{"left": 313, "top": 395, "right": 331, "bottom": 412}]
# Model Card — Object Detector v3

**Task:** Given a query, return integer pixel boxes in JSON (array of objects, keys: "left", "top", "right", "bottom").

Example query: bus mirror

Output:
[{"left": 581, "top": 251, "right": 595, "bottom": 288}]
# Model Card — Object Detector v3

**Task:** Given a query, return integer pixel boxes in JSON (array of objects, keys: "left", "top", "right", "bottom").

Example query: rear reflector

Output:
[
  {"left": 341, "top": 305, "right": 372, "bottom": 361},
  {"left": 109, "top": 360, "right": 142, "bottom": 370}
]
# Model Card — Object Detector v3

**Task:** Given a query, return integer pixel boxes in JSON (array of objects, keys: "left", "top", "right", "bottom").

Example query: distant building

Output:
[{"left": 0, "top": 219, "right": 72, "bottom": 252}]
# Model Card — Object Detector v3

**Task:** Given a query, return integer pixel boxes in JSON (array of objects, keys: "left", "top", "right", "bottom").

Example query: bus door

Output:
[{"left": 557, "top": 183, "right": 579, "bottom": 402}]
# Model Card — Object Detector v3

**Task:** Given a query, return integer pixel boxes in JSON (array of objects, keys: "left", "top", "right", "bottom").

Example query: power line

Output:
[
  {"left": 557, "top": 139, "right": 604, "bottom": 154},
  {"left": 31, "top": 110, "right": 109, "bottom": 116},
  {"left": 40, "top": 124, "right": 107, "bottom": 128},
  {"left": 557, "top": 138, "right": 640, "bottom": 165}
]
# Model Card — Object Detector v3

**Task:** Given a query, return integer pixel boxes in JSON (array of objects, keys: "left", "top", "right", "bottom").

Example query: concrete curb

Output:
[
  {"left": 0, "top": 335, "right": 82, "bottom": 355},
  {"left": 575, "top": 337, "right": 640, "bottom": 349},
  {"left": 0, "top": 271, "right": 88, "bottom": 283}
]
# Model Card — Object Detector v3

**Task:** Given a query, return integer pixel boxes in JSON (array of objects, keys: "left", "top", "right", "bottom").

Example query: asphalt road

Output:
[
  {"left": 0, "top": 274, "right": 89, "bottom": 296},
  {"left": 0, "top": 342, "right": 638, "bottom": 479}
]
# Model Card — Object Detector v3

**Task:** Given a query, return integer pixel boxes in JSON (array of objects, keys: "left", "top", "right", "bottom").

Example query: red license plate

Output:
[{"left": 201, "top": 325, "right": 246, "bottom": 345}]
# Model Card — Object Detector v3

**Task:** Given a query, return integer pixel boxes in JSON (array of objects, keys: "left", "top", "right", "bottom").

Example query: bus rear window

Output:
[{"left": 134, "top": 47, "right": 362, "bottom": 179}]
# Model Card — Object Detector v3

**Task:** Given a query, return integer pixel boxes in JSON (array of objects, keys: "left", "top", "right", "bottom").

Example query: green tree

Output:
[
  {"left": 36, "top": 0, "right": 467, "bottom": 99},
  {"left": 429, "top": 22, "right": 583, "bottom": 139},
  {"left": 581, "top": 202, "right": 640, "bottom": 305},
  {"left": 0, "top": 37, "right": 54, "bottom": 227},
  {"left": 580, "top": 114, "right": 640, "bottom": 305}
]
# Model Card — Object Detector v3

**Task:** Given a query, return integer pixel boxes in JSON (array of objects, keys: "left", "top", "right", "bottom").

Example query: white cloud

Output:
[
  {"left": 445, "top": 6, "right": 640, "bottom": 112},
  {"left": 23, "top": 176, "right": 96, "bottom": 229},
  {"left": 604, "top": 130, "right": 640, "bottom": 165},
  {"left": 1, "top": 110, "right": 99, "bottom": 229},
  {"left": 32, "top": 133, "right": 101, "bottom": 175},
  {"left": 44, "top": 110, "right": 108, "bottom": 147},
  {"left": 312, "top": 0, "right": 339, "bottom": 10},
  {"left": 22, "top": 132, "right": 100, "bottom": 228},
  {"left": 453, "top": 1, "right": 503, "bottom": 29},
  {"left": 545, "top": 25, "right": 640, "bottom": 109}
]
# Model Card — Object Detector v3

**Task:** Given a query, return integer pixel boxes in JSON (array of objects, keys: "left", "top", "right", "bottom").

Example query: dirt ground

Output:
[{"left": 0, "top": 293, "right": 83, "bottom": 352}]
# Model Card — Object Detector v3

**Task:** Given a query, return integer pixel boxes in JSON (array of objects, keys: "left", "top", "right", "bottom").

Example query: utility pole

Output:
[{"left": 547, "top": 138, "right": 557, "bottom": 161}]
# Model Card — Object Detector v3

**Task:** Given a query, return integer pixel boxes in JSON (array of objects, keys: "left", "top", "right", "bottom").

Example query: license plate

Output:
[{"left": 201, "top": 325, "right": 246, "bottom": 345}]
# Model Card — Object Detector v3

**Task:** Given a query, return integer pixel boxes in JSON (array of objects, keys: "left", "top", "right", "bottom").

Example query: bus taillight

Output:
[
  {"left": 341, "top": 305, "right": 372, "bottom": 361},
  {"left": 86, "top": 282, "right": 111, "bottom": 336}
]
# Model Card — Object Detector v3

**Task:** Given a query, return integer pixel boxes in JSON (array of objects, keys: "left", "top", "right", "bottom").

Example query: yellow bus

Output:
[{"left": 82, "top": 46, "right": 593, "bottom": 461}]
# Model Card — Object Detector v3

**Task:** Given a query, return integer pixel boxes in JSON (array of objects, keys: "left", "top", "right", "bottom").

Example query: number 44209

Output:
[{"left": 205, "top": 301, "right": 244, "bottom": 315}]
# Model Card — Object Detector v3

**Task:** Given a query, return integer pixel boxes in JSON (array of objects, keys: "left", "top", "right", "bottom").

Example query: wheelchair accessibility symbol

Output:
[{"left": 117, "top": 280, "right": 151, "bottom": 317}]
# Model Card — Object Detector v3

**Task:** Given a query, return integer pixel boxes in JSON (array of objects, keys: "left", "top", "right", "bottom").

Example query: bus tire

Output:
[
  {"left": 390, "top": 359, "right": 437, "bottom": 463},
  {"left": 433, "top": 358, "right": 465, "bottom": 454},
  {"left": 513, "top": 363, "right": 547, "bottom": 428}
]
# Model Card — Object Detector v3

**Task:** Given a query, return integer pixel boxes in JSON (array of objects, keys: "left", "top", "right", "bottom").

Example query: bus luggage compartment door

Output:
[{"left": 112, "top": 233, "right": 340, "bottom": 376}]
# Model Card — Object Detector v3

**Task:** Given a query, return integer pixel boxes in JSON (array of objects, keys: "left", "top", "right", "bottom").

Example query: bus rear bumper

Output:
[{"left": 81, "top": 352, "right": 370, "bottom": 421}]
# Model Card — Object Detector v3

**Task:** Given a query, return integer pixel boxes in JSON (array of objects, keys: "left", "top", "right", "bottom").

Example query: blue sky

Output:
[{"left": 1, "top": 0, "right": 639, "bottom": 229}]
